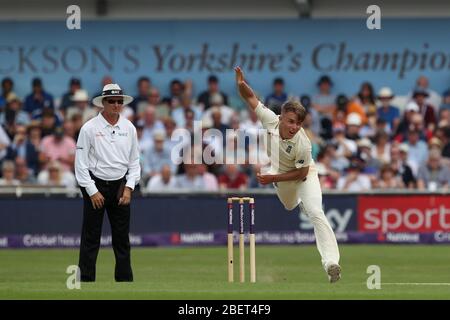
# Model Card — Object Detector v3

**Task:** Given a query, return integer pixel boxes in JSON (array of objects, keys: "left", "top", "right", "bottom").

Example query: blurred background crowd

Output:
[{"left": 0, "top": 73, "right": 449, "bottom": 192}]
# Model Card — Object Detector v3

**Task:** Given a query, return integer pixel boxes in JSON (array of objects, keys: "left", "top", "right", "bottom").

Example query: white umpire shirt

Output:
[{"left": 75, "top": 112, "right": 141, "bottom": 197}]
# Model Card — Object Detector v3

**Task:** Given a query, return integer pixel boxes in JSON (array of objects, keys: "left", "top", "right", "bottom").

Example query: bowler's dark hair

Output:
[{"left": 281, "top": 100, "right": 307, "bottom": 123}]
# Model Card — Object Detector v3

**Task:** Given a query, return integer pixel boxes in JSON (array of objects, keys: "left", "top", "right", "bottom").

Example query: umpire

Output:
[{"left": 75, "top": 83, "right": 140, "bottom": 282}]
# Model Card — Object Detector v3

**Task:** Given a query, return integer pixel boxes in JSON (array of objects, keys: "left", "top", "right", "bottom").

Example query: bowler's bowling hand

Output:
[
  {"left": 257, "top": 173, "right": 275, "bottom": 185},
  {"left": 235, "top": 66, "right": 254, "bottom": 99},
  {"left": 235, "top": 66, "right": 245, "bottom": 84},
  {"left": 118, "top": 187, "right": 132, "bottom": 206},
  {"left": 90, "top": 192, "right": 105, "bottom": 210}
]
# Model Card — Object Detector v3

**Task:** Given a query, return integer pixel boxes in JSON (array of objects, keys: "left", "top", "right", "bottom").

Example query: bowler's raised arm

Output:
[{"left": 235, "top": 66, "right": 259, "bottom": 111}]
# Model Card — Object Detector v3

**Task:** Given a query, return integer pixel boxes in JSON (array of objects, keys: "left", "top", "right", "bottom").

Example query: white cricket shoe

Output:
[{"left": 327, "top": 264, "right": 341, "bottom": 283}]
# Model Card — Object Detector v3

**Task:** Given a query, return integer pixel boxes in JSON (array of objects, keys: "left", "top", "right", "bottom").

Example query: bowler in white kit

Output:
[{"left": 235, "top": 67, "right": 341, "bottom": 283}]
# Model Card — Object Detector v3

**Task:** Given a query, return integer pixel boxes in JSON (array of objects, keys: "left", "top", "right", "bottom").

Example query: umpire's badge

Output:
[{"left": 286, "top": 145, "right": 292, "bottom": 154}]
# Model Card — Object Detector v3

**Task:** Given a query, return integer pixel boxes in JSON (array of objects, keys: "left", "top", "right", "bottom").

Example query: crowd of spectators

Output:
[{"left": 0, "top": 73, "right": 449, "bottom": 192}]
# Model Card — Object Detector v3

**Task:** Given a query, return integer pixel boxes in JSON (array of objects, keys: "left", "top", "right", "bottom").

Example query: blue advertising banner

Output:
[
  {"left": 297, "top": 194, "right": 357, "bottom": 232},
  {"left": 1, "top": 194, "right": 449, "bottom": 248},
  {"left": 1, "top": 19, "right": 450, "bottom": 100},
  {"left": 0, "top": 194, "right": 357, "bottom": 235}
]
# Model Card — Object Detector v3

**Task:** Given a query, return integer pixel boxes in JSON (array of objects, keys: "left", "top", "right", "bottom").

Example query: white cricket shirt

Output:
[
  {"left": 255, "top": 101, "right": 313, "bottom": 173},
  {"left": 75, "top": 112, "right": 141, "bottom": 196}
]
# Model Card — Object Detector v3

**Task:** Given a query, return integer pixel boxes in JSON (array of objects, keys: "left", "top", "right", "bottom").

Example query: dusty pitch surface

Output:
[{"left": 0, "top": 245, "right": 449, "bottom": 299}]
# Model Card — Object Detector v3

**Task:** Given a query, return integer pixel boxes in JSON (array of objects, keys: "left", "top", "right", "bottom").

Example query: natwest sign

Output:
[{"left": 359, "top": 196, "right": 450, "bottom": 233}]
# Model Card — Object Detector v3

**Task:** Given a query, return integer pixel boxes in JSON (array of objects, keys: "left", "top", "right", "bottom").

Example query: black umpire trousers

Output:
[{"left": 78, "top": 172, "right": 133, "bottom": 282}]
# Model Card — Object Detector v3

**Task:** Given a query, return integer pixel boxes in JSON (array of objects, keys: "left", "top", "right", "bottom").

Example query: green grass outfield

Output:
[{"left": 0, "top": 245, "right": 450, "bottom": 299}]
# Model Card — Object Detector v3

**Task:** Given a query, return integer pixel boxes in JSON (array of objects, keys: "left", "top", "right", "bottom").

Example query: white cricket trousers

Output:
[{"left": 274, "top": 167, "right": 340, "bottom": 270}]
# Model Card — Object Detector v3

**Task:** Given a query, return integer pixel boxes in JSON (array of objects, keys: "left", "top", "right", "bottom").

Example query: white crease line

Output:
[{"left": 383, "top": 283, "right": 450, "bottom": 286}]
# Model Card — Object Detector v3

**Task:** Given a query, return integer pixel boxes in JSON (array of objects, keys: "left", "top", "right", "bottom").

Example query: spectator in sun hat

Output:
[
  {"left": 390, "top": 143, "right": 416, "bottom": 189},
  {"left": 412, "top": 87, "right": 437, "bottom": 131},
  {"left": 201, "top": 92, "right": 235, "bottom": 126},
  {"left": 395, "top": 101, "right": 420, "bottom": 139},
  {"left": 0, "top": 95, "right": 30, "bottom": 126},
  {"left": 66, "top": 89, "right": 99, "bottom": 124},
  {"left": 355, "top": 137, "right": 379, "bottom": 172},
  {"left": 409, "top": 75, "right": 442, "bottom": 112},
  {"left": 60, "top": 78, "right": 82, "bottom": 112},
  {"left": 398, "top": 142, "right": 416, "bottom": 173},
  {"left": 24, "top": 78, "right": 54, "bottom": 116},
  {"left": 376, "top": 87, "right": 400, "bottom": 133},
  {"left": 345, "top": 112, "right": 362, "bottom": 141}
]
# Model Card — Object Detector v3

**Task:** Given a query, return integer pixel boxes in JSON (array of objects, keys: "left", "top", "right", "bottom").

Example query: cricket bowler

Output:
[{"left": 235, "top": 66, "right": 341, "bottom": 283}]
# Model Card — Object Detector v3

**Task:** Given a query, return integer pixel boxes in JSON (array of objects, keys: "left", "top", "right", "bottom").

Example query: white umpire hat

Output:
[{"left": 92, "top": 83, "right": 133, "bottom": 108}]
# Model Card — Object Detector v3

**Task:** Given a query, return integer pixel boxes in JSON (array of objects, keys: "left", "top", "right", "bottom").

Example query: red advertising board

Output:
[{"left": 358, "top": 195, "right": 450, "bottom": 233}]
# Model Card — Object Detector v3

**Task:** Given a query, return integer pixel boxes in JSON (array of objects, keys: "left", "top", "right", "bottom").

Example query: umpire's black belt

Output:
[{"left": 89, "top": 171, "right": 125, "bottom": 186}]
